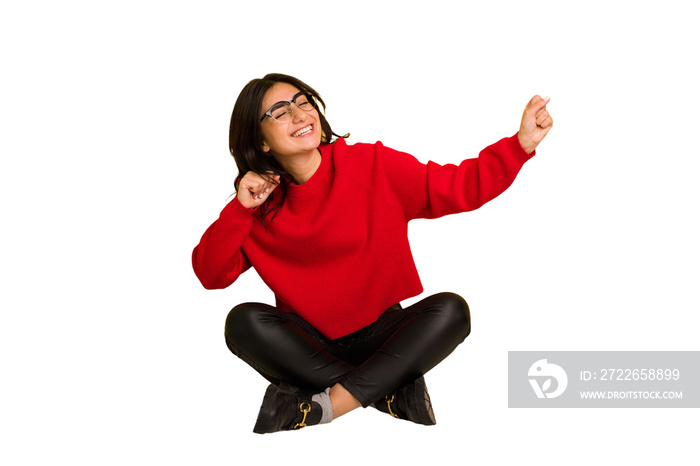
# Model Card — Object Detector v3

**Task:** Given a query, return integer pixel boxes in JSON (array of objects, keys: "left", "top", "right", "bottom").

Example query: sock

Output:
[{"left": 311, "top": 388, "right": 333, "bottom": 424}]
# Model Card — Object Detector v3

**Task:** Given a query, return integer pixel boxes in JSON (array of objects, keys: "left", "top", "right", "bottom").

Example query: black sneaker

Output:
[
  {"left": 252, "top": 384, "right": 323, "bottom": 434},
  {"left": 373, "top": 376, "right": 436, "bottom": 425}
]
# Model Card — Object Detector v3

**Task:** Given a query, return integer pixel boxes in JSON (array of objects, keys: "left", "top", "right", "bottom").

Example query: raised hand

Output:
[
  {"left": 236, "top": 171, "right": 281, "bottom": 210},
  {"left": 517, "top": 95, "right": 553, "bottom": 154}
]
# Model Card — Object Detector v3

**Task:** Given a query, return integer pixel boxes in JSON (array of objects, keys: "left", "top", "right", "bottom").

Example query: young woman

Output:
[{"left": 192, "top": 73, "right": 553, "bottom": 433}]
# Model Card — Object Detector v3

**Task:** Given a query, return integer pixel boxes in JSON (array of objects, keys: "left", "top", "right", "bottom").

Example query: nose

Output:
[{"left": 291, "top": 103, "right": 308, "bottom": 123}]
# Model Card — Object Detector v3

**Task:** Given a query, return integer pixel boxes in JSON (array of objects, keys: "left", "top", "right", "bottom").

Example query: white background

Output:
[{"left": 2, "top": 0, "right": 698, "bottom": 464}]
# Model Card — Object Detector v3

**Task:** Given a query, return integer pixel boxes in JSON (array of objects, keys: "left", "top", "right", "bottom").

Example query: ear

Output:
[{"left": 261, "top": 140, "right": 270, "bottom": 153}]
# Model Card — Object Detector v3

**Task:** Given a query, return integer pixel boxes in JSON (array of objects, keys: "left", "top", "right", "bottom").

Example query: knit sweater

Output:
[{"left": 192, "top": 134, "right": 535, "bottom": 339}]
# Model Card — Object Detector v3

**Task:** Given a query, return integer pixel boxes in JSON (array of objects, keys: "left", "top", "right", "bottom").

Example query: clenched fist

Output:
[
  {"left": 236, "top": 171, "right": 281, "bottom": 210},
  {"left": 518, "top": 95, "right": 553, "bottom": 154}
]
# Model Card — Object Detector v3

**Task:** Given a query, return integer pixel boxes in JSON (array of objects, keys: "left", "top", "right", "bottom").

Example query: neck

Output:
[{"left": 276, "top": 149, "right": 322, "bottom": 185}]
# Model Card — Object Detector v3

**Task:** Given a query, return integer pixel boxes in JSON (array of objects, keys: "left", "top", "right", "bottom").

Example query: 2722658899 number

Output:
[{"left": 597, "top": 368, "right": 680, "bottom": 381}]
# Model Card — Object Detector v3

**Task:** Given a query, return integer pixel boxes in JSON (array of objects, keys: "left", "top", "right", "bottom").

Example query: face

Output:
[{"left": 260, "top": 82, "right": 322, "bottom": 161}]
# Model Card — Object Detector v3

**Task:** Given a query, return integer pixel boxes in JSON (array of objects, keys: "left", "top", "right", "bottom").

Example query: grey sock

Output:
[{"left": 311, "top": 388, "right": 333, "bottom": 424}]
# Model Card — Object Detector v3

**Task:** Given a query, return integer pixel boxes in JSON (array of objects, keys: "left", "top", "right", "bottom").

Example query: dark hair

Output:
[{"left": 229, "top": 73, "right": 346, "bottom": 223}]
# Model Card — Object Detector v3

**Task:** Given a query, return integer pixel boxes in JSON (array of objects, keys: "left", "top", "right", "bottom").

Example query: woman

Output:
[{"left": 192, "top": 73, "right": 553, "bottom": 433}]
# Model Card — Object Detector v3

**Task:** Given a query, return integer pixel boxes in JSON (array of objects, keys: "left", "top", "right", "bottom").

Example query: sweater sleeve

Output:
[
  {"left": 191, "top": 197, "right": 254, "bottom": 289},
  {"left": 378, "top": 133, "right": 535, "bottom": 220}
]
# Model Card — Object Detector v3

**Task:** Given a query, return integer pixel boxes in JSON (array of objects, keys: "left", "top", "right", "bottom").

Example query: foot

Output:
[
  {"left": 253, "top": 384, "right": 323, "bottom": 434},
  {"left": 373, "top": 376, "right": 436, "bottom": 425}
]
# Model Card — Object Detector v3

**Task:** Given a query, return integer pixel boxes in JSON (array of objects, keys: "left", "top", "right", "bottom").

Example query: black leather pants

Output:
[{"left": 224, "top": 292, "right": 471, "bottom": 407}]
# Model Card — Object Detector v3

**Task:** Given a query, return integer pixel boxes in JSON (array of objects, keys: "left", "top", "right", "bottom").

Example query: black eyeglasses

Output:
[{"left": 260, "top": 91, "right": 315, "bottom": 122}]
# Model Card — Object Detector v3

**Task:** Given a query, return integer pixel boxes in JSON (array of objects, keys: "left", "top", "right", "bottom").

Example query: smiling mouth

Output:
[{"left": 291, "top": 124, "right": 313, "bottom": 138}]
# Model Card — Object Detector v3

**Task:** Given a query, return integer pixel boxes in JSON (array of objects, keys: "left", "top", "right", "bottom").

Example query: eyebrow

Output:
[{"left": 271, "top": 91, "right": 305, "bottom": 107}]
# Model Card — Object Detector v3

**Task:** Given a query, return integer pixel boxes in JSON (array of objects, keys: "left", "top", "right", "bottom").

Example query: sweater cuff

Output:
[
  {"left": 225, "top": 195, "right": 259, "bottom": 216},
  {"left": 512, "top": 132, "right": 536, "bottom": 158}
]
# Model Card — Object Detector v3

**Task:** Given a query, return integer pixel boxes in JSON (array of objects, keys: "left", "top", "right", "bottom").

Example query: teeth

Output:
[{"left": 292, "top": 125, "right": 312, "bottom": 137}]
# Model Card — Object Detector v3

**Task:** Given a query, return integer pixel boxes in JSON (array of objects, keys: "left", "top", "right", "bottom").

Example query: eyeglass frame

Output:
[{"left": 260, "top": 91, "right": 315, "bottom": 122}]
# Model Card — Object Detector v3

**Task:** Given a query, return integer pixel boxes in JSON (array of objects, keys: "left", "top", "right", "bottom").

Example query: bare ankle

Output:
[{"left": 329, "top": 383, "right": 361, "bottom": 419}]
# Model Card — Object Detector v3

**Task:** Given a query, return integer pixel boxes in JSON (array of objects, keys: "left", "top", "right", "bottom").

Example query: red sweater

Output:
[{"left": 192, "top": 134, "right": 534, "bottom": 339}]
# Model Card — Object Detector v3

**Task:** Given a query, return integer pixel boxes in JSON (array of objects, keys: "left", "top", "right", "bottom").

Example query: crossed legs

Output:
[{"left": 224, "top": 292, "right": 471, "bottom": 418}]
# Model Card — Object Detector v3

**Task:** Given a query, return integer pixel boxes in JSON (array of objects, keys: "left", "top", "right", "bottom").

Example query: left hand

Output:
[{"left": 518, "top": 95, "right": 553, "bottom": 154}]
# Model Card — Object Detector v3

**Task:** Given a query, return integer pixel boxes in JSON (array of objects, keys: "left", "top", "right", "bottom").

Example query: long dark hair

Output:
[{"left": 229, "top": 73, "right": 346, "bottom": 223}]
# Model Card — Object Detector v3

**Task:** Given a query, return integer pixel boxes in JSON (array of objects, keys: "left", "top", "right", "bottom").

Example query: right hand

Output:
[
  {"left": 517, "top": 95, "right": 553, "bottom": 154},
  {"left": 236, "top": 171, "right": 281, "bottom": 210}
]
